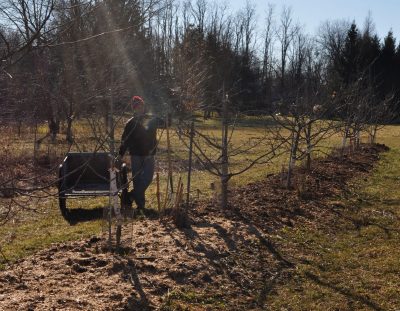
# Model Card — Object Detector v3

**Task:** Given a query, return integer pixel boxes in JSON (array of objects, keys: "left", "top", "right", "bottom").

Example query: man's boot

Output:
[{"left": 121, "top": 191, "right": 134, "bottom": 218}]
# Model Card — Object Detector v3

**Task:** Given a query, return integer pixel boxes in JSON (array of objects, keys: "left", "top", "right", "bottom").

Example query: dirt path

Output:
[
  {"left": 0, "top": 144, "right": 391, "bottom": 310},
  {"left": 0, "top": 213, "right": 283, "bottom": 310}
]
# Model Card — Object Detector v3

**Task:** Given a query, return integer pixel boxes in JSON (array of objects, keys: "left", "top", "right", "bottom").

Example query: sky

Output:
[{"left": 229, "top": 0, "right": 400, "bottom": 41}]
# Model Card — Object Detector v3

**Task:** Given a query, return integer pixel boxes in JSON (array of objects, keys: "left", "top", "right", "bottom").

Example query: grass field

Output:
[{"left": 265, "top": 139, "right": 400, "bottom": 310}]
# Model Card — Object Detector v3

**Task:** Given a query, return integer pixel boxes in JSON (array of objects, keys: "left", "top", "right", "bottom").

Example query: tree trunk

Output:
[
  {"left": 287, "top": 128, "right": 300, "bottom": 189},
  {"left": 371, "top": 125, "right": 377, "bottom": 144},
  {"left": 305, "top": 122, "right": 312, "bottom": 170},
  {"left": 355, "top": 129, "right": 361, "bottom": 149},
  {"left": 66, "top": 116, "right": 73, "bottom": 144},
  {"left": 221, "top": 91, "right": 229, "bottom": 209},
  {"left": 33, "top": 121, "right": 38, "bottom": 161},
  {"left": 341, "top": 125, "right": 349, "bottom": 156}
]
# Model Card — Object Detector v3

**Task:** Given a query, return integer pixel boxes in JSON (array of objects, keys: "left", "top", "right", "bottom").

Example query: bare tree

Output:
[
  {"left": 179, "top": 96, "right": 283, "bottom": 209},
  {"left": 261, "top": 4, "right": 275, "bottom": 105},
  {"left": 365, "top": 94, "right": 395, "bottom": 144},
  {"left": 0, "top": 0, "right": 55, "bottom": 59},
  {"left": 276, "top": 6, "right": 299, "bottom": 90},
  {"left": 191, "top": 0, "right": 207, "bottom": 34},
  {"left": 317, "top": 19, "right": 350, "bottom": 84},
  {"left": 269, "top": 34, "right": 340, "bottom": 187}
]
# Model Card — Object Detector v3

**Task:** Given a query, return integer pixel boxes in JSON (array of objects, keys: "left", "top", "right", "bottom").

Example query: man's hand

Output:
[{"left": 114, "top": 155, "right": 122, "bottom": 169}]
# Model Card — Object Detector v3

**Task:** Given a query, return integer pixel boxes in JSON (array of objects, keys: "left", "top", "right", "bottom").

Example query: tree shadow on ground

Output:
[
  {"left": 62, "top": 206, "right": 160, "bottom": 225},
  {"left": 161, "top": 214, "right": 237, "bottom": 260},
  {"left": 62, "top": 207, "right": 104, "bottom": 225},
  {"left": 304, "top": 271, "right": 385, "bottom": 311},
  {"left": 123, "top": 259, "right": 155, "bottom": 311},
  {"left": 228, "top": 208, "right": 295, "bottom": 306},
  {"left": 330, "top": 202, "right": 400, "bottom": 237},
  {"left": 230, "top": 208, "right": 294, "bottom": 268},
  {"left": 295, "top": 257, "right": 385, "bottom": 310},
  {"left": 192, "top": 219, "right": 237, "bottom": 252},
  {"left": 162, "top": 210, "right": 295, "bottom": 307}
]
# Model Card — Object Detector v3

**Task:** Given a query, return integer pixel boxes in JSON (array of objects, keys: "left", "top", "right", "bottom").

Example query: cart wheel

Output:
[
  {"left": 59, "top": 195, "right": 68, "bottom": 217},
  {"left": 58, "top": 164, "right": 68, "bottom": 218}
]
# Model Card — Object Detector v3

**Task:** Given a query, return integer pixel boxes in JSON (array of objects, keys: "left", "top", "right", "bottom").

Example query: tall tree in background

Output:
[
  {"left": 379, "top": 32, "right": 396, "bottom": 100},
  {"left": 339, "top": 23, "right": 360, "bottom": 86},
  {"left": 261, "top": 4, "right": 275, "bottom": 110},
  {"left": 276, "top": 6, "right": 298, "bottom": 93}
]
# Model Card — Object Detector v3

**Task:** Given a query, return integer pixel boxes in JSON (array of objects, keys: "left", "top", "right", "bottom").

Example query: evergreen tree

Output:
[
  {"left": 380, "top": 31, "right": 397, "bottom": 94},
  {"left": 339, "top": 23, "right": 361, "bottom": 85},
  {"left": 359, "top": 33, "right": 381, "bottom": 82}
]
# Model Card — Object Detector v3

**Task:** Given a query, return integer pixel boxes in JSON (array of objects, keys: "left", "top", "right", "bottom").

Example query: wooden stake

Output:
[
  {"left": 162, "top": 175, "right": 169, "bottom": 211},
  {"left": 174, "top": 176, "right": 182, "bottom": 209},
  {"left": 178, "top": 180, "right": 184, "bottom": 207},
  {"left": 156, "top": 172, "right": 161, "bottom": 213}
]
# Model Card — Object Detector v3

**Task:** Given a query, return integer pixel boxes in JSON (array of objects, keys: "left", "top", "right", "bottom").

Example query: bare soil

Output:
[{"left": 0, "top": 144, "right": 388, "bottom": 310}]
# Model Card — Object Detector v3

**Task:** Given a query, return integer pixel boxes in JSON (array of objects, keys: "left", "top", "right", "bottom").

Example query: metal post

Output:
[
  {"left": 166, "top": 115, "right": 174, "bottom": 193},
  {"left": 186, "top": 120, "right": 194, "bottom": 208},
  {"left": 109, "top": 69, "right": 115, "bottom": 156},
  {"left": 110, "top": 167, "right": 122, "bottom": 246},
  {"left": 108, "top": 68, "right": 115, "bottom": 246}
]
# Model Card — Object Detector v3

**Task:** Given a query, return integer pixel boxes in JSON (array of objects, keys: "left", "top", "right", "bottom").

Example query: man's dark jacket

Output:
[{"left": 118, "top": 116, "right": 163, "bottom": 157}]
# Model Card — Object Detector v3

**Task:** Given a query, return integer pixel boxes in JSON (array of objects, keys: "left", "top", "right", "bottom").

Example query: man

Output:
[{"left": 118, "top": 96, "right": 163, "bottom": 211}]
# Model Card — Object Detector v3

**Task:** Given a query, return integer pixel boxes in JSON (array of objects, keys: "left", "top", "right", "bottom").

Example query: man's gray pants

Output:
[{"left": 130, "top": 155, "right": 155, "bottom": 209}]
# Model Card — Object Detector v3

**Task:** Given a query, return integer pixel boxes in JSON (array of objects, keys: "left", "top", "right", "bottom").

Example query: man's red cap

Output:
[{"left": 131, "top": 96, "right": 144, "bottom": 109}]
